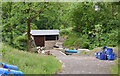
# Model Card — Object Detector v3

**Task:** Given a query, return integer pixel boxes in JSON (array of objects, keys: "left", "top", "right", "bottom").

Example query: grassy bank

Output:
[
  {"left": 111, "top": 58, "right": 120, "bottom": 75},
  {"left": 62, "top": 30, "right": 118, "bottom": 50},
  {"left": 63, "top": 32, "right": 97, "bottom": 50},
  {"left": 0, "top": 44, "right": 61, "bottom": 74},
  {"left": 111, "top": 46, "right": 120, "bottom": 75}
]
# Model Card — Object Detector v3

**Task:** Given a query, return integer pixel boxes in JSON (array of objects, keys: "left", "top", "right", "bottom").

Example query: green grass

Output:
[
  {"left": 111, "top": 46, "right": 120, "bottom": 75},
  {"left": 110, "top": 58, "right": 120, "bottom": 76},
  {"left": 63, "top": 33, "right": 81, "bottom": 49},
  {"left": 0, "top": 44, "right": 61, "bottom": 74},
  {"left": 63, "top": 32, "right": 93, "bottom": 49},
  {"left": 111, "top": 59, "right": 119, "bottom": 74}
]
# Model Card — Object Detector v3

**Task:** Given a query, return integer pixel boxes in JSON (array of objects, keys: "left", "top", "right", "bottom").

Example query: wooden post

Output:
[
  {"left": 27, "top": 19, "right": 31, "bottom": 51},
  {"left": 56, "top": 36, "right": 57, "bottom": 42},
  {"left": 44, "top": 36, "right": 45, "bottom": 46}
]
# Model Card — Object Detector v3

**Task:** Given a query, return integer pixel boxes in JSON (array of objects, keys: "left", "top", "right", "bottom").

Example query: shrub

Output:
[
  {"left": 60, "top": 29, "right": 70, "bottom": 36},
  {"left": 63, "top": 33, "right": 77, "bottom": 48},
  {"left": 63, "top": 28, "right": 118, "bottom": 50},
  {"left": 60, "top": 27, "right": 73, "bottom": 36},
  {"left": 13, "top": 35, "right": 27, "bottom": 50}
]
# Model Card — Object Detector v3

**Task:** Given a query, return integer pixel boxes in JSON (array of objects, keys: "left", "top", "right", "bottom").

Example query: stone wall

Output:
[{"left": 45, "top": 40, "right": 56, "bottom": 50}]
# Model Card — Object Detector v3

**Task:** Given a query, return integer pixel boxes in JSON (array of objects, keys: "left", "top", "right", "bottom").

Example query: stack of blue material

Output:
[
  {"left": 95, "top": 46, "right": 114, "bottom": 60},
  {"left": 65, "top": 49, "right": 77, "bottom": 53},
  {"left": 0, "top": 62, "right": 23, "bottom": 76},
  {"left": 106, "top": 48, "right": 114, "bottom": 60},
  {"left": 65, "top": 48, "right": 77, "bottom": 55}
]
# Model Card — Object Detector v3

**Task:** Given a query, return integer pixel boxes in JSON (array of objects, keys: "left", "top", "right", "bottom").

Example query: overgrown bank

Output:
[
  {"left": 0, "top": 44, "right": 61, "bottom": 74},
  {"left": 110, "top": 59, "right": 119, "bottom": 74},
  {"left": 61, "top": 28, "right": 118, "bottom": 50}
]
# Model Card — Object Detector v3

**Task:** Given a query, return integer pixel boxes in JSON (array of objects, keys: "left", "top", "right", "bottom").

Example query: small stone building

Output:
[{"left": 31, "top": 30, "right": 59, "bottom": 49}]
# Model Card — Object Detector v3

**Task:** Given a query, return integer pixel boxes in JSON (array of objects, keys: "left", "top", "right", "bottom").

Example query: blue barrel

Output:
[
  {"left": 65, "top": 50, "right": 77, "bottom": 53},
  {"left": 0, "top": 62, "right": 18, "bottom": 71},
  {"left": 4, "top": 69, "right": 15, "bottom": 75},
  {"left": 102, "top": 46, "right": 107, "bottom": 54},
  {"left": 0, "top": 68, "right": 23, "bottom": 76},
  {"left": 103, "top": 46, "right": 107, "bottom": 50},
  {"left": 106, "top": 48, "right": 113, "bottom": 55},
  {"left": 98, "top": 52, "right": 102, "bottom": 59},
  {"left": 0, "top": 68, "right": 4, "bottom": 74},
  {"left": 102, "top": 49, "right": 106, "bottom": 54},
  {"left": 95, "top": 52, "right": 99, "bottom": 58},
  {"left": 3, "top": 68, "right": 11, "bottom": 75},
  {"left": 7, "top": 65, "right": 18, "bottom": 71},
  {"left": 107, "top": 54, "right": 114, "bottom": 60},
  {"left": 99, "top": 54, "right": 106, "bottom": 60},
  {"left": 15, "top": 71, "right": 23, "bottom": 76},
  {"left": 0, "top": 63, "right": 7, "bottom": 68}
]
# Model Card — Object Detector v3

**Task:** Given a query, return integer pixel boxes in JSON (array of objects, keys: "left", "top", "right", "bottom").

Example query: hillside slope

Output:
[{"left": 0, "top": 44, "right": 61, "bottom": 74}]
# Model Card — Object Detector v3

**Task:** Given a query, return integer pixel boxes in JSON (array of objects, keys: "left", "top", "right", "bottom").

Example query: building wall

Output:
[
  {"left": 33, "top": 35, "right": 45, "bottom": 47},
  {"left": 45, "top": 40, "right": 56, "bottom": 50},
  {"left": 33, "top": 35, "right": 59, "bottom": 49}
]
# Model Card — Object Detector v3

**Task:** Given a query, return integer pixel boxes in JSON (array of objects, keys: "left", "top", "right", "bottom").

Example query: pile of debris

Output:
[{"left": 36, "top": 46, "right": 52, "bottom": 55}]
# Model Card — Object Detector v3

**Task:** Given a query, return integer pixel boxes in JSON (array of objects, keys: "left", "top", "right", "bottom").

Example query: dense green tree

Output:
[
  {"left": 2, "top": 2, "right": 119, "bottom": 50},
  {"left": 70, "top": 2, "right": 119, "bottom": 49},
  {"left": 2, "top": 2, "right": 65, "bottom": 51},
  {"left": 2, "top": 2, "right": 14, "bottom": 44}
]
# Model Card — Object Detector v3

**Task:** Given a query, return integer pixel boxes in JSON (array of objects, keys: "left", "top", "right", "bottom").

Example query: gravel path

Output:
[{"left": 51, "top": 50, "right": 116, "bottom": 74}]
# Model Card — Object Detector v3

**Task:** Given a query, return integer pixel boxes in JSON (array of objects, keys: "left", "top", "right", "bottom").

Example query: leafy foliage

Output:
[
  {"left": 2, "top": 2, "right": 119, "bottom": 50},
  {"left": 13, "top": 35, "right": 27, "bottom": 50},
  {"left": 63, "top": 2, "right": 119, "bottom": 49}
]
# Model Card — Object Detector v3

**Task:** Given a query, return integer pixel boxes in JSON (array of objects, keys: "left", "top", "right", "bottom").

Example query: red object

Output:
[{"left": 8, "top": 68, "right": 10, "bottom": 72}]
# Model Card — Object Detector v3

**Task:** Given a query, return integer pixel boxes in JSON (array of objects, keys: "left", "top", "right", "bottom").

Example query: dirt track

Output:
[{"left": 51, "top": 50, "right": 116, "bottom": 74}]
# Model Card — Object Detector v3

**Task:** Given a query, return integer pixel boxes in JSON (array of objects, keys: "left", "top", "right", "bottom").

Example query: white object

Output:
[
  {"left": 36, "top": 46, "right": 40, "bottom": 49},
  {"left": 42, "top": 50, "right": 45, "bottom": 54},
  {"left": 98, "top": 53, "right": 100, "bottom": 55},
  {"left": 95, "top": 53, "right": 96, "bottom": 55},
  {"left": 94, "top": 5, "right": 100, "bottom": 11},
  {"left": 78, "top": 49, "right": 90, "bottom": 52}
]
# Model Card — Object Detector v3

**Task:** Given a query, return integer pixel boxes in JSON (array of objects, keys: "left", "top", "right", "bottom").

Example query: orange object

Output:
[{"left": 1, "top": 64, "right": 3, "bottom": 68}]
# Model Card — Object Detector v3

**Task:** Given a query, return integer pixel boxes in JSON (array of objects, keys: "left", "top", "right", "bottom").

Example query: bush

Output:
[
  {"left": 63, "top": 33, "right": 77, "bottom": 48},
  {"left": 63, "top": 28, "right": 118, "bottom": 50},
  {"left": 63, "top": 33, "right": 92, "bottom": 49},
  {"left": 79, "top": 34, "right": 90, "bottom": 49},
  {"left": 13, "top": 35, "right": 27, "bottom": 50},
  {"left": 60, "top": 27, "right": 73, "bottom": 36},
  {"left": 60, "top": 29, "right": 70, "bottom": 36},
  {"left": 63, "top": 32, "right": 118, "bottom": 50}
]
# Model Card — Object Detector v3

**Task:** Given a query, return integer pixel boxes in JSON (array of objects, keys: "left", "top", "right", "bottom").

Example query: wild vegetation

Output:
[
  {"left": 0, "top": 43, "right": 61, "bottom": 74},
  {"left": 62, "top": 3, "right": 119, "bottom": 49},
  {"left": 2, "top": 2, "right": 119, "bottom": 50},
  {"left": 1, "top": 2, "right": 119, "bottom": 74}
]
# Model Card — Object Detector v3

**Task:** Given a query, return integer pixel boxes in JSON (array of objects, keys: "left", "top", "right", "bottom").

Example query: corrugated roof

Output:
[{"left": 31, "top": 30, "right": 59, "bottom": 35}]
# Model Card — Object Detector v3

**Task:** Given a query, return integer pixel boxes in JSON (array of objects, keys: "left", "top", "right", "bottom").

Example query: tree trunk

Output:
[
  {"left": 10, "top": 28, "right": 13, "bottom": 45},
  {"left": 27, "top": 19, "right": 31, "bottom": 51}
]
